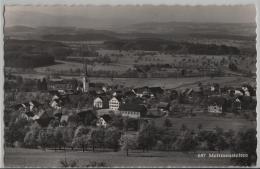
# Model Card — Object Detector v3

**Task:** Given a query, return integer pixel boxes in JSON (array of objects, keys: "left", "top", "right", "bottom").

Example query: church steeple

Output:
[{"left": 81, "top": 44, "right": 89, "bottom": 92}]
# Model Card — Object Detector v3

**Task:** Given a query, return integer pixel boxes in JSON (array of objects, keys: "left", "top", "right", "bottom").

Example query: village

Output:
[
  {"left": 5, "top": 64, "right": 257, "bottom": 129},
  {"left": 3, "top": 4, "right": 257, "bottom": 167}
]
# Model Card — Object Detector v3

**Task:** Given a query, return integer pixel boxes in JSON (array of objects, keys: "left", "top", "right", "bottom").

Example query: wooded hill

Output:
[{"left": 4, "top": 39, "right": 72, "bottom": 68}]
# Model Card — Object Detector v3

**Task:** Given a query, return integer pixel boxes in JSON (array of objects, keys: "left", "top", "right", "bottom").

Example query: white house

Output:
[
  {"left": 120, "top": 111, "right": 141, "bottom": 119},
  {"left": 109, "top": 97, "right": 120, "bottom": 110},
  {"left": 208, "top": 104, "right": 222, "bottom": 114},
  {"left": 96, "top": 117, "right": 107, "bottom": 128},
  {"left": 93, "top": 97, "right": 103, "bottom": 109}
]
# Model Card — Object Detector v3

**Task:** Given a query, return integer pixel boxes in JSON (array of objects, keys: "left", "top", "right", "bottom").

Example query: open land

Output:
[{"left": 5, "top": 148, "right": 234, "bottom": 167}]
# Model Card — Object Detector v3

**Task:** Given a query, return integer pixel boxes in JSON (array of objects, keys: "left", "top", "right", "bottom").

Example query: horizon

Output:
[{"left": 5, "top": 5, "right": 256, "bottom": 29}]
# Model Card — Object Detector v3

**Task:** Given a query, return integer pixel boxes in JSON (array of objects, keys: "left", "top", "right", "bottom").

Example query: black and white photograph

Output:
[{"left": 3, "top": 1, "right": 258, "bottom": 167}]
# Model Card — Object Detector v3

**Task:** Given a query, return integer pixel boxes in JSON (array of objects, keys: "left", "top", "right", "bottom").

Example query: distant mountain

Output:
[
  {"left": 104, "top": 38, "right": 240, "bottom": 55},
  {"left": 5, "top": 25, "right": 35, "bottom": 33},
  {"left": 42, "top": 29, "right": 119, "bottom": 41},
  {"left": 130, "top": 21, "right": 256, "bottom": 36}
]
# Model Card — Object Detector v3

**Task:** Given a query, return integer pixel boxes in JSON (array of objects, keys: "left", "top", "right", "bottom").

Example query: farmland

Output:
[
  {"left": 5, "top": 148, "right": 234, "bottom": 167},
  {"left": 4, "top": 6, "right": 257, "bottom": 168},
  {"left": 152, "top": 115, "right": 256, "bottom": 133}
]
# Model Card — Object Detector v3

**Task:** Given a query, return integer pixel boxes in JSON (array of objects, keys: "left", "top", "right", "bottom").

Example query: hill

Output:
[
  {"left": 4, "top": 39, "right": 72, "bottom": 68},
  {"left": 104, "top": 38, "right": 240, "bottom": 55}
]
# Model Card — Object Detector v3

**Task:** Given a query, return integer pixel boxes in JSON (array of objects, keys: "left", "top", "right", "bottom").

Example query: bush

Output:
[
  {"left": 60, "top": 159, "right": 78, "bottom": 168},
  {"left": 85, "top": 161, "right": 108, "bottom": 167}
]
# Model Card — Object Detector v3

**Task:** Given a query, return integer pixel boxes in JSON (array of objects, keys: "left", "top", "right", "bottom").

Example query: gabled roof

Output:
[
  {"left": 94, "top": 97, "right": 103, "bottom": 102},
  {"left": 149, "top": 87, "right": 164, "bottom": 94},
  {"left": 158, "top": 102, "right": 170, "bottom": 108},
  {"left": 207, "top": 96, "right": 226, "bottom": 106},
  {"left": 133, "top": 86, "right": 149, "bottom": 93},
  {"left": 109, "top": 96, "right": 122, "bottom": 102},
  {"left": 60, "top": 115, "right": 69, "bottom": 123},
  {"left": 119, "top": 103, "right": 147, "bottom": 116}
]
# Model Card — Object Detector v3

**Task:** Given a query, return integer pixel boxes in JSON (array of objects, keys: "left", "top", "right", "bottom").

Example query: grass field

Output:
[
  {"left": 5, "top": 148, "right": 235, "bottom": 167},
  {"left": 11, "top": 70, "right": 255, "bottom": 89},
  {"left": 152, "top": 115, "right": 256, "bottom": 133}
]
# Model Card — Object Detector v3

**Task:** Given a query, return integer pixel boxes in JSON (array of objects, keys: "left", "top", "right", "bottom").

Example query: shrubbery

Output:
[{"left": 5, "top": 114, "right": 257, "bottom": 166}]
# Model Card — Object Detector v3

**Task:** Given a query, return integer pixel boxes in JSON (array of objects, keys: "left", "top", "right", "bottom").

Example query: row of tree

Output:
[{"left": 5, "top": 115, "right": 256, "bottom": 166}]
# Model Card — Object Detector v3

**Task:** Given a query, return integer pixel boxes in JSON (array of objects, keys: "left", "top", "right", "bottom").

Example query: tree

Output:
[
  {"left": 54, "top": 127, "right": 65, "bottom": 150},
  {"left": 173, "top": 130, "right": 198, "bottom": 151},
  {"left": 224, "top": 129, "right": 235, "bottom": 149},
  {"left": 41, "top": 78, "right": 48, "bottom": 91},
  {"left": 137, "top": 122, "right": 157, "bottom": 152},
  {"left": 164, "top": 118, "right": 172, "bottom": 128},
  {"left": 197, "top": 123, "right": 203, "bottom": 131},
  {"left": 231, "top": 128, "right": 257, "bottom": 166},
  {"left": 37, "top": 79, "right": 42, "bottom": 90},
  {"left": 110, "top": 114, "right": 124, "bottom": 130},
  {"left": 159, "top": 130, "right": 176, "bottom": 151},
  {"left": 88, "top": 128, "right": 105, "bottom": 152},
  {"left": 180, "top": 124, "right": 187, "bottom": 132},
  {"left": 120, "top": 134, "right": 138, "bottom": 156},
  {"left": 72, "top": 126, "right": 90, "bottom": 152},
  {"left": 24, "top": 124, "right": 40, "bottom": 148},
  {"left": 72, "top": 135, "right": 89, "bottom": 152},
  {"left": 104, "top": 127, "right": 121, "bottom": 151},
  {"left": 214, "top": 126, "right": 228, "bottom": 151},
  {"left": 63, "top": 127, "right": 75, "bottom": 149},
  {"left": 5, "top": 118, "right": 30, "bottom": 146},
  {"left": 37, "top": 130, "right": 49, "bottom": 150}
]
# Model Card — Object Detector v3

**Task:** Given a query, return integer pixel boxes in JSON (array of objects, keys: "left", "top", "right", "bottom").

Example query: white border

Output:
[{"left": 1, "top": 0, "right": 259, "bottom": 168}]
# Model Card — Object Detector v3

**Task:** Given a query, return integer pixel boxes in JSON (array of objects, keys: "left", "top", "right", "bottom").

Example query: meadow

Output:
[{"left": 5, "top": 148, "right": 234, "bottom": 167}]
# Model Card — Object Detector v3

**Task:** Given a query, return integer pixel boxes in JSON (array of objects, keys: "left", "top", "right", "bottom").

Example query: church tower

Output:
[{"left": 81, "top": 44, "right": 89, "bottom": 92}]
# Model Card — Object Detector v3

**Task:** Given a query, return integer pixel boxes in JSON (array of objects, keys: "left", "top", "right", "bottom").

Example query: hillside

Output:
[
  {"left": 104, "top": 38, "right": 240, "bottom": 55},
  {"left": 4, "top": 39, "right": 72, "bottom": 68}
]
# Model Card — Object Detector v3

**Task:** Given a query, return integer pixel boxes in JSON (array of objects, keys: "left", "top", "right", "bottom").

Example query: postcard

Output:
[{"left": 2, "top": 1, "right": 258, "bottom": 167}]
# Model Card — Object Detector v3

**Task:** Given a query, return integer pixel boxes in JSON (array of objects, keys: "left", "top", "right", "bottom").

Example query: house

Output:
[
  {"left": 96, "top": 117, "right": 108, "bottom": 128},
  {"left": 93, "top": 97, "right": 103, "bottom": 109},
  {"left": 60, "top": 115, "right": 69, "bottom": 126},
  {"left": 118, "top": 103, "right": 147, "bottom": 118},
  {"left": 208, "top": 104, "right": 222, "bottom": 114},
  {"left": 35, "top": 110, "right": 54, "bottom": 127},
  {"left": 50, "top": 99, "right": 62, "bottom": 110},
  {"left": 149, "top": 87, "right": 164, "bottom": 97},
  {"left": 207, "top": 96, "right": 226, "bottom": 114},
  {"left": 133, "top": 86, "right": 150, "bottom": 98},
  {"left": 96, "top": 109, "right": 114, "bottom": 117},
  {"left": 47, "top": 79, "right": 74, "bottom": 91},
  {"left": 232, "top": 98, "right": 242, "bottom": 112},
  {"left": 109, "top": 97, "right": 120, "bottom": 110},
  {"left": 146, "top": 109, "right": 166, "bottom": 118},
  {"left": 157, "top": 102, "right": 170, "bottom": 111}
]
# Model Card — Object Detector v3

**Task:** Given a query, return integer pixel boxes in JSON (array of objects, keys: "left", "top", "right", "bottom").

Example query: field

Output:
[
  {"left": 152, "top": 115, "right": 256, "bottom": 133},
  {"left": 5, "top": 148, "right": 234, "bottom": 167}
]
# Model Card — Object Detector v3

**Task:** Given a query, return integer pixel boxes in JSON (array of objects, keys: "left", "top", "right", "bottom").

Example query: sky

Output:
[
  {"left": 5, "top": 0, "right": 256, "bottom": 6},
  {"left": 4, "top": 4, "right": 256, "bottom": 29}
]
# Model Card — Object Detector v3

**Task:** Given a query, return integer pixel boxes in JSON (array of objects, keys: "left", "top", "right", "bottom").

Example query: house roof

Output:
[
  {"left": 207, "top": 96, "right": 226, "bottom": 106},
  {"left": 119, "top": 103, "right": 147, "bottom": 116},
  {"left": 133, "top": 86, "right": 149, "bottom": 93},
  {"left": 149, "top": 87, "right": 164, "bottom": 94},
  {"left": 94, "top": 97, "right": 103, "bottom": 102},
  {"left": 109, "top": 96, "right": 122, "bottom": 102},
  {"left": 146, "top": 109, "right": 165, "bottom": 117},
  {"left": 158, "top": 102, "right": 170, "bottom": 108},
  {"left": 89, "top": 82, "right": 105, "bottom": 88},
  {"left": 60, "top": 115, "right": 69, "bottom": 123},
  {"left": 96, "top": 108, "right": 114, "bottom": 116}
]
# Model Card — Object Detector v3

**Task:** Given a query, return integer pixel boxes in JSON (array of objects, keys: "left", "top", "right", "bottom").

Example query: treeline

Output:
[
  {"left": 5, "top": 53, "right": 55, "bottom": 68},
  {"left": 42, "top": 33, "right": 117, "bottom": 41},
  {"left": 4, "top": 39, "right": 72, "bottom": 68},
  {"left": 5, "top": 114, "right": 257, "bottom": 166},
  {"left": 104, "top": 38, "right": 240, "bottom": 55}
]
